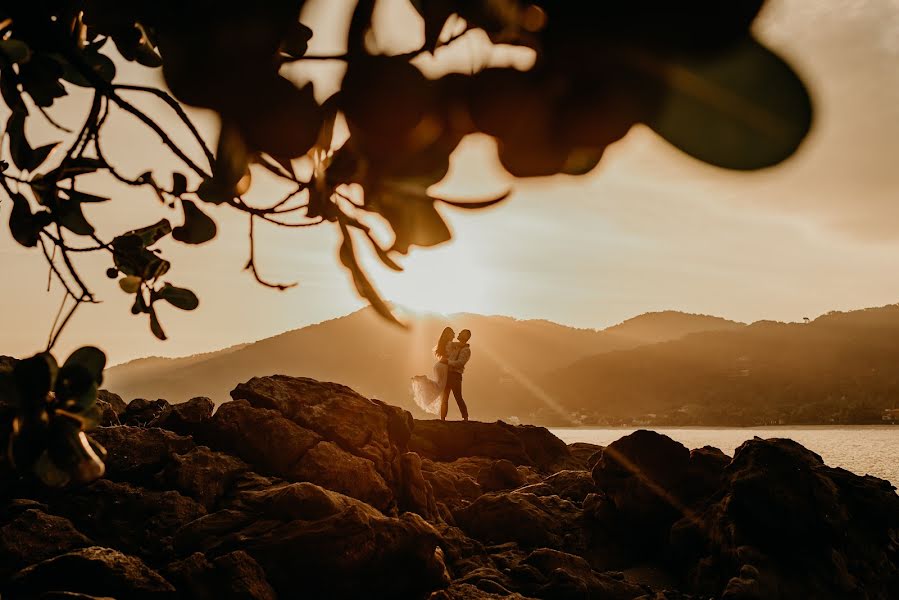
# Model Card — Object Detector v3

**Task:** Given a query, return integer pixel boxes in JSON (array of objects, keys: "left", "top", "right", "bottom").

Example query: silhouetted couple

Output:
[{"left": 411, "top": 327, "right": 472, "bottom": 420}]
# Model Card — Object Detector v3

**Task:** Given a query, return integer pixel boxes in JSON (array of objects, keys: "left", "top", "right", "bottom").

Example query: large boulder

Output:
[
  {"left": 411, "top": 420, "right": 533, "bottom": 465},
  {"left": 200, "top": 399, "right": 319, "bottom": 476},
  {"left": 96, "top": 390, "right": 126, "bottom": 426},
  {"left": 121, "top": 398, "right": 172, "bottom": 427},
  {"left": 48, "top": 479, "right": 206, "bottom": 563},
  {"left": 154, "top": 396, "right": 215, "bottom": 435},
  {"left": 165, "top": 550, "right": 276, "bottom": 600},
  {"left": 0, "top": 509, "right": 92, "bottom": 579},
  {"left": 673, "top": 438, "right": 899, "bottom": 599},
  {"left": 568, "top": 442, "right": 604, "bottom": 470},
  {"left": 5, "top": 546, "right": 175, "bottom": 599},
  {"left": 231, "top": 376, "right": 412, "bottom": 473},
  {"left": 160, "top": 446, "right": 249, "bottom": 510},
  {"left": 411, "top": 419, "right": 575, "bottom": 473},
  {"left": 453, "top": 491, "right": 583, "bottom": 550},
  {"left": 174, "top": 480, "right": 450, "bottom": 599},
  {"left": 541, "top": 470, "right": 598, "bottom": 503},
  {"left": 421, "top": 458, "right": 484, "bottom": 511},
  {"left": 228, "top": 376, "right": 433, "bottom": 516},
  {"left": 201, "top": 399, "right": 395, "bottom": 512},
  {"left": 591, "top": 430, "right": 691, "bottom": 553},
  {"left": 90, "top": 426, "right": 194, "bottom": 481}
]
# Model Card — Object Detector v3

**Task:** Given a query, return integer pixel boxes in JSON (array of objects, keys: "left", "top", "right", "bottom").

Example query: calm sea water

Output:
[{"left": 550, "top": 426, "right": 899, "bottom": 486}]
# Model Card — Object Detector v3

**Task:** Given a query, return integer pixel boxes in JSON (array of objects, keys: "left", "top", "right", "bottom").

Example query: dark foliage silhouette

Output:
[{"left": 0, "top": 0, "right": 812, "bottom": 483}]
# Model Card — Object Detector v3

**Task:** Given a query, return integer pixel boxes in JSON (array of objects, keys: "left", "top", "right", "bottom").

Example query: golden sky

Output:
[{"left": 3, "top": 0, "right": 899, "bottom": 365}]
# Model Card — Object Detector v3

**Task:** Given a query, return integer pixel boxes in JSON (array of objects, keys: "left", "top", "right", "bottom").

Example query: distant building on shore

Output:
[{"left": 882, "top": 409, "right": 899, "bottom": 422}]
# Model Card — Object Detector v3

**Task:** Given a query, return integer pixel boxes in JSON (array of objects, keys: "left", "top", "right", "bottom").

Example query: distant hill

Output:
[
  {"left": 545, "top": 304, "right": 899, "bottom": 425},
  {"left": 104, "top": 308, "right": 742, "bottom": 421}
]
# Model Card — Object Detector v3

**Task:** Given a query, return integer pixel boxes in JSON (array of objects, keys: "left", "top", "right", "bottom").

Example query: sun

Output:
[{"left": 360, "top": 235, "right": 495, "bottom": 316}]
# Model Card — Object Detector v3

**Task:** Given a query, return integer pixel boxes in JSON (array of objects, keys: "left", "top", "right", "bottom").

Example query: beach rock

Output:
[
  {"left": 90, "top": 426, "right": 193, "bottom": 481},
  {"left": 398, "top": 451, "right": 440, "bottom": 518},
  {"left": 6, "top": 546, "right": 175, "bottom": 599},
  {"left": 231, "top": 376, "right": 411, "bottom": 474},
  {"left": 0, "top": 509, "right": 92, "bottom": 579},
  {"left": 411, "top": 420, "right": 533, "bottom": 465},
  {"left": 568, "top": 442, "right": 604, "bottom": 470},
  {"left": 160, "top": 445, "right": 249, "bottom": 509},
  {"left": 453, "top": 491, "right": 583, "bottom": 550},
  {"left": 421, "top": 458, "right": 484, "bottom": 511},
  {"left": 121, "top": 398, "right": 172, "bottom": 427},
  {"left": 95, "top": 390, "right": 126, "bottom": 426},
  {"left": 429, "top": 583, "right": 537, "bottom": 599},
  {"left": 499, "top": 423, "right": 575, "bottom": 471},
  {"left": 542, "top": 469, "right": 598, "bottom": 503},
  {"left": 516, "top": 548, "right": 645, "bottom": 599},
  {"left": 684, "top": 445, "right": 730, "bottom": 504},
  {"left": 292, "top": 440, "right": 394, "bottom": 511},
  {"left": 175, "top": 480, "right": 449, "bottom": 599},
  {"left": 675, "top": 437, "right": 899, "bottom": 599},
  {"left": 49, "top": 479, "right": 205, "bottom": 563},
  {"left": 200, "top": 399, "right": 320, "bottom": 477},
  {"left": 154, "top": 396, "right": 215, "bottom": 435},
  {"left": 478, "top": 459, "right": 526, "bottom": 492},
  {"left": 165, "top": 551, "right": 276, "bottom": 600},
  {"left": 591, "top": 430, "right": 691, "bottom": 553},
  {"left": 228, "top": 376, "right": 436, "bottom": 515},
  {"left": 97, "top": 389, "right": 127, "bottom": 415}
]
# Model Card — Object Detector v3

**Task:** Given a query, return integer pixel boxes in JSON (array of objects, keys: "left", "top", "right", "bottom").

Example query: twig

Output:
[
  {"left": 114, "top": 84, "right": 215, "bottom": 168},
  {"left": 243, "top": 215, "right": 298, "bottom": 290}
]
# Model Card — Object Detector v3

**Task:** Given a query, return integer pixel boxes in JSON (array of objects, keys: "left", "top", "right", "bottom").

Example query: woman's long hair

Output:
[{"left": 434, "top": 327, "right": 454, "bottom": 359}]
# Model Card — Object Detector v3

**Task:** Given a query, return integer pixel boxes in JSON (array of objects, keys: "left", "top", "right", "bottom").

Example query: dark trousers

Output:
[{"left": 440, "top": 371, "right": 468, "bottom": 421}]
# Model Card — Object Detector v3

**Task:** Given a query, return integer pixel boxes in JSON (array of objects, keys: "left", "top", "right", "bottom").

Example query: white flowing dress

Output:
[{"left": 411, "top": 342, "right": 456, "bottom": 414}]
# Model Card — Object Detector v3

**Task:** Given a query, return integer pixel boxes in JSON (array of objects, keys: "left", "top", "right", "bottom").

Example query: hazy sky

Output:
[{"left": 3, "top": 0, "right": 899, "bottom": 365}]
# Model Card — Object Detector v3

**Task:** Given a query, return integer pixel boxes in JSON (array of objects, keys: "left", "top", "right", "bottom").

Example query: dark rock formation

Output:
[
  {"left": 121, "top": 398, "right": 172, "bottom": 427},
  {"left": 96, "top": 390, "right": 126, "bottom": 426},
  {"left": 7, "top": 546, "right": 175, "bottom": 599},
  {"left": 154, "top": 396, "right": 214, "bottom": 436},
  {"left": 673, "top": 437, "right": 899, "bottom": 600},
  {"left": 410, "top": 419, "right": 574, "bottom": 471},
  {"left": 0, "top": 508, "right": 91, "bottom": 579},
  {"left": 1, "top": 374, "right": 897, "bottom": 600}
]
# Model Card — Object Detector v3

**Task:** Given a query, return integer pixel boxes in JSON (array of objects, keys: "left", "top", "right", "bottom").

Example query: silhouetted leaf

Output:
[
  {"left": 0, "top": 71, "right": 25, "bottom": 112},
  {"left": 149, "top": 308, "right": 167, "bottom": 340},
  {"left": 646, "top": 37, "right": 813, "bottom": 170},
  {"left": 171, "top": 172, "right": 187, "bottom": 196},
  {"left": 62, "top": 346, "right": 106, "bottom": 384},
  {"left": 65, "top": 189, "right": 109, "bottom": 203},
  {"left": 435, "top": 190, "right": 511, "bottom": 210},
  {"left": 54, "top": 157, "right": 105, "bottom": 180},
  {"left": 370, "top": 185, "right": 451, "bottom": 254},
  {"left": 57, "top": 200, "right": 94, "bottom": 236},
  {"left": 0, "top": 39, "right": 31, "bottom": 64},
  {"left": 18, "top": 54, "right": 67, "bottom": 107},
  {"left": 13, "top": 353, "right": 58, "bottom": 403},
  {"left": 9, "top": 192, "right": 41, "bottom": 247},
  {"left": 157, "top": 283, "right": 199, "bottom": 311},
  {"left": 119, "top": 276, "right": 141, "bottom": 294},
  {"left": 7, "top": 110, "right": 59, "bottom": 171},
  {"left": 281, "top": 21, "right": 313, "bottom": 57},
  {"left": 172, "top": 199, "right": 217, "bottom": 244},
  {"left": 338, "top": 219, "right": 403, "bottom": 326}
]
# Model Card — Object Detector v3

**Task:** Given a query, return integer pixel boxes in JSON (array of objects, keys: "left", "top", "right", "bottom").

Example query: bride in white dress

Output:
[{"left": 411, "top": 327, "right": 458, "bottom": 415}]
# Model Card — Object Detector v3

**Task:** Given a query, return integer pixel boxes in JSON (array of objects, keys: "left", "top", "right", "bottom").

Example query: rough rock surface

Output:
[
  {"left": 7, "top": 546, "right": 175, "bottom": 599},
  {"left": 2, "top": 375, "right": 897, "bottom": 600}
]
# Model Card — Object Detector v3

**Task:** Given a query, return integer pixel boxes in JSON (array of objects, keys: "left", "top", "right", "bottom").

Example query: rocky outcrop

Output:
[
  {"left": 410, "top": 419, "right": 574, "bottom": 471},
  {"left": 0, "top": 508, "right": 92, "bottom": 579},
  {"left": 672, "top": 437, "right": 899, "bottom": 600},
  {"left": 7, "top": 546, "right": 175, "bottom": 599},
  {"left": 2, "top": 375, "right": 897, "bottom": 600}
]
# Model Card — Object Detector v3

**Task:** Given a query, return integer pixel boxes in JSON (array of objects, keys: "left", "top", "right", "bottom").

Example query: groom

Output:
[{"left": 441, "top": 329, "right": 471, "bottom": 421}]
